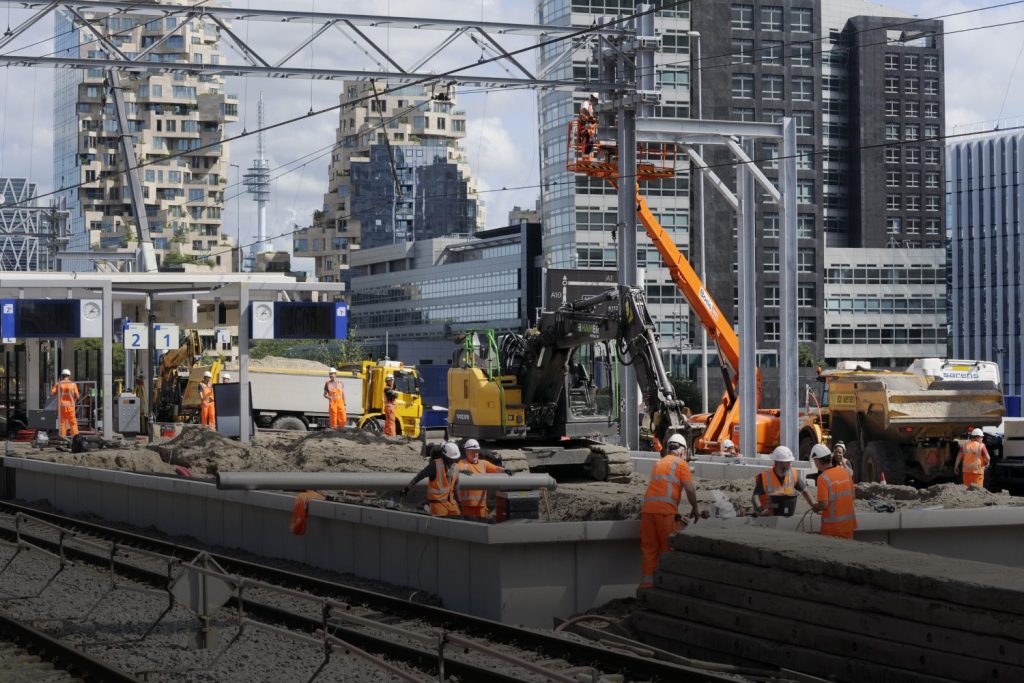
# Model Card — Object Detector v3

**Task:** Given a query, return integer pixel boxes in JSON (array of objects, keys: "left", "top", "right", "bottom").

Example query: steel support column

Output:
[
  {"left": 738, "top": 140, "right": 757, "bottom": 456},
  {"left": 101, "top": 282, "right": 113, "bottom": 439},
  {"left": 779, "top": 118, "right": 799, "bottom": 452},
  {"left": 238, "top": 283, "right": 250, "bottom": 444},
  {"left": 617, "top": 104, "right": 639, "bottom": 451}
]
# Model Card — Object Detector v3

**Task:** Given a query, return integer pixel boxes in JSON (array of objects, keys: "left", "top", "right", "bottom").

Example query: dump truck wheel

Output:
[
  {"left": 361, "top": 418, "right": 382, "bottom": 433},
  {"left": 271, "top": 415, "right": 307, "bottom": 431},
  {"left": 848, "top": 441, "right": 864, "bottom": 481},
  {"left": 863, "top": 441, "right": 906, "bottom": 485}
]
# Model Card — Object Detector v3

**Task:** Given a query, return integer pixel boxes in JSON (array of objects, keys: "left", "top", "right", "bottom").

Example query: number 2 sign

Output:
[{"left": 124, "top": 322, "right": 148, "bottom": 350}]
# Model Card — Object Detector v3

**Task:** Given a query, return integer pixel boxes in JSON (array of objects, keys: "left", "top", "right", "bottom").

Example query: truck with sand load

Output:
[{"left": 799, "top": 359, "right": 1005, "bottom": 485}]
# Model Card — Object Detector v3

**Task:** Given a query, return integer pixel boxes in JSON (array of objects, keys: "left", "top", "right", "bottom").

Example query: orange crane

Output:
[{"left": 566, "top": 120, "right": 777, "bottom": 453}]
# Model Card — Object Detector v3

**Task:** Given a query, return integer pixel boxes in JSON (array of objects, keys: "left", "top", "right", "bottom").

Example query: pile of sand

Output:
[
  {"left": 248, "top": 356, "right": 331, "bottom": 371},
  {"left": 856, "top": 481, "right": 1021, "bottom": 510}
]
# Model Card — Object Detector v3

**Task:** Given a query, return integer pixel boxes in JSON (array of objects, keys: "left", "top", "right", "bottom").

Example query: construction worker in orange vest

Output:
[
  {"left": 811, "top": 444, "right": 858, "bottom": 539},
  {"left": 323, "top": 367, "right": 347, "bottom": 429},
  {"left": 751, "top": 446, "right": 816, "bottom": 516},
  {"left": 199, "top": 371, "right": 216, "bottom": 429},
  {"left": 383, "top": 374, "right": 398, "bottom": 436},
  {"left": 955, "top": 428, "right": 990, "bottom": 488},
  {"left": 403, "top": 441, "right": 462, "bottom": 517},
  {"left": 578, "top": 92, "right": 599, "bottom": 160},
  {"left": 640, "top": 433, "right": 700, "bottom": 588},
  {"left": 456, "top": 438, "right": 510, "bottom": 520},
  {"left": 51, "top": 369, "right": 80, "bottom": 438}
]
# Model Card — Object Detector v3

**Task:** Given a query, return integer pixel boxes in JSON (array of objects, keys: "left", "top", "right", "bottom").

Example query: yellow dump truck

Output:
[{"left": 799, "top": 360, "right": 1005, "bottom": 485}]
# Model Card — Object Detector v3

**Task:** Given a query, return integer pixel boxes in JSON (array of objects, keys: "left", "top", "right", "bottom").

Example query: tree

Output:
[
  {"left": 670, "top": 378, "right": 703, "bottom": 414},
  {"left": 798, "top": 343, "right": 826, "bottom": 368}
]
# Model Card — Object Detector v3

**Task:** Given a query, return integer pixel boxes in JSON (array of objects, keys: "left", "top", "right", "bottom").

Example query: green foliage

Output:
[
  {"left": 73, "top": 338, "right": 125, "bottom": 378},
  {"left": 248, "top": 339, "right": 367, "bottom": 367},
  {"left": 798, "top": 343, "right": 827, "bottom": 368}
]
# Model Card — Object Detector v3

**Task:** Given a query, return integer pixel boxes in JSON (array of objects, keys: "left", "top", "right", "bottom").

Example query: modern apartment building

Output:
[
  {"left": 948, "top": 132, "right": 1024, "bottom": 412},
  {"left": 53, "top": 2, "right": 238, "bottom": 272},
  {"left": 297, "top": 81, "right": 482, "bottom": 285},
  {"left": 0, "top": 178, "right": 56, "bottom": 271},
  {"left": 690, "top": 1, "right": 946, "bottom": 368}
]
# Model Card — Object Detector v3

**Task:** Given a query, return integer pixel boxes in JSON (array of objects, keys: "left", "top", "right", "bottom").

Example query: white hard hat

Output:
[
  {"left": 464, "top": 438, "right": 480, "bottom": 451},
  {"left": 385, "top": 374, "right": 394, "bottom": 381},
  {"left": 329, "top": 367, "right": 338, "bottom": 374},
  {"left": 61, "top": 369, "right": 71, "bottom": 376},
  {"left": 441, "top": 442, "right": 461, "bottom": 460},
  {"left": 589, "top": 92, "right": 599, "bottom": 100},
  {"left": 971, "top": 428, "right": 984, "bottom": 437},
  {"left": 772, "top": 446, "right": 795, "bottom": 463},
  {"left": 666, "top": 433, "right": 687, "bottom": 450},
  {"left": 203, "top": 371, "right": 212, "bottom": 378},
  {"left": 722, "top": 439, "right": 735, "bottom": 450},
  {"left": 810, "top": 444, "right": 833, "bottom": 461},
  {"left": 222, "top": 373, "right": 231, "bottom": 380}
]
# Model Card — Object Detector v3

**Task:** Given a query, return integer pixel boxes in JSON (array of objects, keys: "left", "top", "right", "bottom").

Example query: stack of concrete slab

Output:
[{"left": 632, "top": 525, "right": 1024, "bottom": 683}]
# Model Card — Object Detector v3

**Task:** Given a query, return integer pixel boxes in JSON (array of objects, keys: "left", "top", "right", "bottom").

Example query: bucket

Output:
[
  {"left": 159, "top": 425, "right": 176, "bottom": 438},
  {"left": 769, "top": 494, "right": 797, "bottom": 517}
]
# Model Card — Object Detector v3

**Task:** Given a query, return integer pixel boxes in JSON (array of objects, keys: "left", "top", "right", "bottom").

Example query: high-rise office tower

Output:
[
  {"left": 297, "top": 80, "right": 482, "bottom": 285},
  {"left": 53, "top": 1, "right": 238, "bottom": 271}
]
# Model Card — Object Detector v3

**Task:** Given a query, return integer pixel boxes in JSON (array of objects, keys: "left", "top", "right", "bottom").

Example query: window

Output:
[
  {"left": 885, "top": 147, "right": 901, "bottom": 164},
  {"left": 925, "top": 218, "right": 940, "bottom": 235},
  {"left": 885, "top": 53, "right": 899, "bottom": 69},
  {"left": 761, "top": 6, "right": 783, "bottom": 31},
  {"left": 765, "top": 317, "right": 780, "bottom": 342},
  {"left": 792, "top": 8, "right": 812, "bottom": 32},
  {"left": 798, "top": 213, "right": 815, "bottom": 238},
  {"left": 885, "top": 100, "right": 899, "bottom": 116},
  {"left": 906, "top": 218, "right": 921, "bottom": 234},
  {"left": 904, "top": 79, "right": 919, "bottom": 95},
  {"left": 924, "top": 125, "right": 940, "bottom": 139},
  {"left": 924, "top": 55, "right": 939, "bottom": 71},
  {"left": 733, "top": 107, "right": 755, "bottom": 121},
  {"left": 732, "top": 74, "right": 754, "bottom": 98},
  {"left": 731, "top": 4, "right": 753, "bottom": 30},
  {"left": 886, "top": 194, "right": 901, "bottom": 211},
  {"left": 886, "top": 171, "right": 901, "bottom": 187},
  {"left": 798, "top": 247, "right": 816, "bottom": 273},
  {"left": 797, "top": 145, "right": 815, "bottom": 171},
  {"left": 763, "top": 142, "right": 780, "bottom": 169},
  {"left": 798, "top": 284, "right": 816, "bottom": 307},
  {"left": 904, "top": 54, "right": 919, "bottom": 70},
  {"left": 925, "top": 172, "right": 939, "bottom": 189},
  {"left": 797, "top": 180, "right": 815, "bottom": 204},
  {"left": 905, "top": 124, "right": 920, "bottom": 141},
  {"left": 906, "top": 147, "right": 921, "bottom": 164},
  {"left": 792, "top": 42, "right": 813, "bottom": 67},
  {"left": 906, "top": 171, "right": 921, "bottom": 187},
  {"left": 792, "top": 77, "right": 814, "bottom": 102},
  {"left": 924, "top": 102, "right": 940, "bottom": 118},
  {"left": 885, "top": 78, "right": 899, "bottom": 94},
  {"left": 762, "top": 40, "right": 783, "bottom": 65},
  {"left": 763, "top": 212, "right": 779, "bottom": 237},
  {"left": 763, "top": 108, "right": 785, "bottom": 123},
  {"left": 763, "top": 75, "right": 784, "bottom": 100},
  {"left": 798, "top": 317, "right": 816, "bottom": 342},
  {"left": 924, "top": 80, "right": 939, "bottom": 96},
  {"left": 906, "top": 195, "right": 921, "bottom": 211},
  {"left": 732, "top": 39, "right": 753, "bottom": 64},
  {"left": 765, "top": 286, "right": 780, "bottom": 307},
  {"left": 886, "top": 217, "right": 902, "bottom": 234},
  {"left": 794, "top": 111, "right": 813, "bottom": 136},
  {"left": 188, "top": 188, "right": 204, "bottom": 201},
  {"left": 924, "top": 148, "right": 940, "bottom": 165},
  {"left": 765, "top": 248, "right": 779, "bottom": 272},
  {"left": 885, "top": 124, "right": 900, "bottom": 141},
  {"left": 926, "top": 196, "right": 940, "bottom": 211},
  {"left": 905, "top": 101, "right": 919, "bottom": 117}
]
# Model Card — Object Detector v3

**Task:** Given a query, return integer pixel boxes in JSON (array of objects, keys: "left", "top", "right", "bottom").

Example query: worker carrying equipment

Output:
[
  {"left": 457, "top": 438, "right": 509, "bottom": 520},
  {"left": 404, "top": 441, "right": 462, "bottom": 517},
  {"left": 640, "top": 432, "right": 699, "bottom": 588},
  {"left": 955, "top": 428, "right": 991, "bottom": 488},
  {"left": 199, "top": 371, "right": 216, "bottom": 429},
  {"left": 323, "top": 368, "right": 347, "bottom": 429},
  {"left": 383, "top": 374, "right": 398, "bottom": 437},
  {"left": 752, "top": 446, "right": 815, "bottom": 517},
  {"left": 811, "top": 451, "right": 858, "bottom": 538},
  {"left": 51, "top": 369, "right": 80, "bottom": 438}
]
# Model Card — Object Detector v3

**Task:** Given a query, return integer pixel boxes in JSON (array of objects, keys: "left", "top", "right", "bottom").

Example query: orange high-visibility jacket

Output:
[
  {"left": 324, "top": 379, "right": 345, "bottom": 401},
  {"left": 52, "top": 380, "right": 79, "bottom": 407},
  {"left": 428, "top": 460, "right": 458, "bottom": 505},
  {"left": 457, "top": 458, "right": 503, "bottom": 507},
  {"left": 817, "top": 466, "right": 857, "bottom": 537},
  {"left": 961, "top": 440, "right": 989, "bottom": 474},
  {"left": 756, "top": 468, "right": 800, "bottom": 509},
  {"left": 200, "top": 382, "right": 214, "bottom": 405},
  {"left": 642, "top": 455, "right": 692, "bottom": 515}
]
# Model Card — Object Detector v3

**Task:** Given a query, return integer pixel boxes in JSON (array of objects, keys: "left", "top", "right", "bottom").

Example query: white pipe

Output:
[{"left": 216, "top": 471, "right": 558, "bottom": 492}]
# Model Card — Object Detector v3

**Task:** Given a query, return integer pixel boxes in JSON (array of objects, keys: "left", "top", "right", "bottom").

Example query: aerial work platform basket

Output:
[{"left": 566, "top": 119, "right": 677, "bottom": 181}]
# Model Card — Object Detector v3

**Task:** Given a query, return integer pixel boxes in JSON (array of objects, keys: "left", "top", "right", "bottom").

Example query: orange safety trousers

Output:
[
  {"left": 963, "top": 472, "right": 985, "bottom": 488},
  {"left": 200, "top": 384, "right": 215, "bottom": 429},
  {"left": 59, "top": 406, "right": 79, "bottom": 437},
  {"left": 384, "top": 401, "right": 397, "bottom": 436},
  {"left": 429, "top": 500, "right": 461, "bottom": 517},
  {"left": 53, "top": 381, "right": 79, "bottom": 437},
  {"left": 640, "top": 512, "right": 682, "bottom": 588},
  {"left": 329, "top": 400, "right": 347, "bottom": 428}
]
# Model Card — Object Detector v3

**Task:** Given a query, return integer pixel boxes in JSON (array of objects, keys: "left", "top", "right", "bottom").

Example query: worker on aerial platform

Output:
[{"left": 578, "top": 92, "right": 599, "bottom": 160}]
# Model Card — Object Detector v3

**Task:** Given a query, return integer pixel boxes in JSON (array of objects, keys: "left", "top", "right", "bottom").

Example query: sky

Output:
[{"left": 0, "top": 0, "right": 1021, "bottom": 270}]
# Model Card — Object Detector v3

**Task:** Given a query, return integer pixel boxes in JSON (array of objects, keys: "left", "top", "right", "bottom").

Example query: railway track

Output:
[{"left": 0, "top": 500, "right": 761, "bottom": 682}]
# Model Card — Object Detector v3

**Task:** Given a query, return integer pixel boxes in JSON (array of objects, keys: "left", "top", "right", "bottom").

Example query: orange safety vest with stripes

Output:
[
  {"left": 428, "top": 460, "right": 459, "bottom": 505},
  {"left": 961, "top": 440, "right": 989, "bottom": 474},
  {"left": 817, "top": 466, "right": 857, "bottom": 537},
  {"left": 52, "top": 380, "right": 79, "bottom": 407},
  {"left": 200, "top": 382, "right": 214, "bottom": 405},
  {"left": 756, "top": 468, "right": 800, "bottom": 510},
  {"left": 457, "top": 458, "right": 502, "bottom": 507},
  {"left": 324, "top": 379, "right": 345, "bottom": 401},
  {"left": 642, "top": 455, "right": 692, "bottom": 515}
]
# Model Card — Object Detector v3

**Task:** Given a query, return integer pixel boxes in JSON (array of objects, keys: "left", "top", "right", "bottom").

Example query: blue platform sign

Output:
[
  {"left": 335, "top": 302, "right": 348, "bottom": 340},
  {"left": 1, "top": 299, "right": 14, "bottom": 343}
]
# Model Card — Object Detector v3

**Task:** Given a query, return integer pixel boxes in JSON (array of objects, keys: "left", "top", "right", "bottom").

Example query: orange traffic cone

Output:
[{"left": 880, "top": 472, "right": 888, "bottom": 486}]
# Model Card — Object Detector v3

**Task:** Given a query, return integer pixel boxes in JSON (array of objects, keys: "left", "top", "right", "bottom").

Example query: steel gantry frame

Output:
[{"left": 0, "top": 0, "right": 628, "bottom": 89}]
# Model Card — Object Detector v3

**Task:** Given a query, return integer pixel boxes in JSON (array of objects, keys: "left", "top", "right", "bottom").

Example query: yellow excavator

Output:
[{"left": 153, "top": 330, "right": 211, "bottom": 421}]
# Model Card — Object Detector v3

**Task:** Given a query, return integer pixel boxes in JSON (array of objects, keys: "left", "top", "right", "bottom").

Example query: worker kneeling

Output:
[
  {"left": 199, "top": 371, "right": 216, "bottom": 429},
  {"left": 456, "top": 439, "right": 510, "bottom": 520},
  {"left": 810, "top": 444, "right": 858, "bottom": 539},
  {"left": 640, "top": 433, "right": 700, "bottom": 589},
  {"left": 404, "top": 441, "right": 462, "bottom": 517},
  {"left": 752, "top": 446, "right": 815, "bottom": 517}
]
